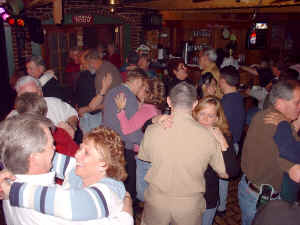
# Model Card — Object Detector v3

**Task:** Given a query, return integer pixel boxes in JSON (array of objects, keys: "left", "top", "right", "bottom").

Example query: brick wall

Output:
[{"left": 11, "top": 0, "right": 152, "bottom": 72}]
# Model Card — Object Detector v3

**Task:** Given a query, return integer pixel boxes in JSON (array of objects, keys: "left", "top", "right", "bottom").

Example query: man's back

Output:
[
  {"left": 138, "top": 111, "right": 226, "bottom": 196},
  {"left": 221, "top": 91, "right": 245, "bottom": 143},
  {"left": 103, "top": 85, "right": 143, "bottom": 149}
]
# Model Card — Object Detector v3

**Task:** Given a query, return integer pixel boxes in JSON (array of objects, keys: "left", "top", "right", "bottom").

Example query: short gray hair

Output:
[
  {"left": 269, "top": 80, "right": 300, "bottom": 105},
  {"left": 15, "top": 93, "right": 48, "bottom": 116},
  {"left": 169, "top": 82, "right": 197, "bottom": 110},
  {"left": 15, "top": 76, "right": 42, "bottom": 93},
  {"left": 203, "top": 48, "right": 217, "bottom": 62},
  {"left": 26, "top": 55, "right": 46, "bottom": 68},
  {"left": 0, "top": 114, "right": 53, "bottom": 174}
]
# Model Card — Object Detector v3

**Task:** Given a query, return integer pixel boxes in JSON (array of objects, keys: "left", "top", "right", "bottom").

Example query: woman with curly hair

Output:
[
  {"left": 1, "top": 126, "right": 130, "bottom": 221},
  {"left": 192, "top": 96, "right": 240, "bottom": 225}
]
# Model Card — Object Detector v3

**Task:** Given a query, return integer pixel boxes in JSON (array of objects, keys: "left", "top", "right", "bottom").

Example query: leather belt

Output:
[
  {"left": 245, "top": 176, "right": 260, "bottom": 193},
  {"left": 244, "top": 176, "right": 279, "bottom": 199}
]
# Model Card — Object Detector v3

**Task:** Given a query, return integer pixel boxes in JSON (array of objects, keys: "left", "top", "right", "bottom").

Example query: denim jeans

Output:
[
  {"left": 79, "top": 112, "right": 102, "bottom": 134},
  {"left": 202, "top": 207, "right": 217, "bottom": 225},
  {"left": 233, "top": 143, "right": 239, "bottom": 155},
  {"left": 218, "top": 179, "right": 229, "bottom": 212},
  {"left": 136, "top": 159, "right": 151, "bottom": 202},
  {"left": 239, "top": 174, "right": 281, "bottom": 225},
  {"left": 238, "top": 175, "right": 259, "bottom": 225}
]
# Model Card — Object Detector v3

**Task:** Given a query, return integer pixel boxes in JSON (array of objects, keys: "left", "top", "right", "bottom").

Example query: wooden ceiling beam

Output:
[
  {"left": 23, "top": 0, "right": 52, "bottom": 8},
  {"left": 128, "top": 0, "right": 300, "bottom": 12}
]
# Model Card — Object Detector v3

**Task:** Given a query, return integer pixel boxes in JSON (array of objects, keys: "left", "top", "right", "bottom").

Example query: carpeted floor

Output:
[{"left": 214, "top": 179, "right": 241, "bottom": 225}]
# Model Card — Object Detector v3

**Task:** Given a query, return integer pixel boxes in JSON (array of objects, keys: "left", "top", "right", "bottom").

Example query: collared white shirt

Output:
[{"left": 44, "top": 97, "right": 78, "bottom": 125}]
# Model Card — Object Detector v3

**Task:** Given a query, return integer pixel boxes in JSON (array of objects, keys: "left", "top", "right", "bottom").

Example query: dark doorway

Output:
[
  {"left": 0, "top": 20, "right": 15, "bottom": 121},
  {"left": 83, "top": 25, "right": 114, "bottom": 48}
]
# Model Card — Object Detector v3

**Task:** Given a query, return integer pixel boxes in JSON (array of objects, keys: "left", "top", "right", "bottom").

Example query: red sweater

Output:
[{"left": 52, "top": 127, "right": 79, "bottom": 185}]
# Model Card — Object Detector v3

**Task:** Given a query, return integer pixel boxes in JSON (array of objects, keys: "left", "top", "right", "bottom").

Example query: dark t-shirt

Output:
[
  {"left": 74, "top": 70, "right": 96, "bottom": 108},
  {"left": 42, "top": 78, "right": 66, "bottom": 102},
  {"left": 221, "top": 92, "right": 245, "bottom": 144},
  {"left": 256, "top": 68, "right": 274, "bottom": 87}
]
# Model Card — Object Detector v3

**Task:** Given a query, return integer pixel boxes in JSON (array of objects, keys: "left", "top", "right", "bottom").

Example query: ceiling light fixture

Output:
[{"left": 107, "top": 0, "right": 122, "bottom": 13}]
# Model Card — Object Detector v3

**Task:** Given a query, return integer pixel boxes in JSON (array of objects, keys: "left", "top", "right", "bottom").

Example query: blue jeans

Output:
[
  {"left": 218, "top": 179, "right": 229, "bottom": 211},
  {"left": 234, "top": 143, "right": 239, "bottom": 155},
  {"left": 239, "top": 175, "right": 281, "bottom": 225},
  {"left": 202, "top": 207, "right": 217, "bottom": 225},
  {"left": 238, "top": 175, "right": 259, "bottom": 225},
  {"left": 79, "top": 112, "right": 102, "bottom": 134},
  {"left": 136, "top": 159, "right": 151, "bottom": 202}
]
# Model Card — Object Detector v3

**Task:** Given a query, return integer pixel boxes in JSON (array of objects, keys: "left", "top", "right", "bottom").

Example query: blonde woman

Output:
[
  {"left": 1, "top": 126, "right": 130, "bottom": 222},
  {"left": 192, "top": 96, "right": 240, "bottom": 225}
]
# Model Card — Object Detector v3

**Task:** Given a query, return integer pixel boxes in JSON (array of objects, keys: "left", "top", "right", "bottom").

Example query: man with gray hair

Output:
[
  {"left": 84, "top": 49, "right": 122, "bottom": 95},
  {"left": 8, "top": 76, "right": 78, "bottom": 129},
  {"left": 239, "top": 79, "right": 300, "bottom": 225},
  {"left": 199, "top": 48, "right": 222, "bottom": 97},
  {"left": 138, "top": 82, "right": 228, "bottom": 225},
  {"left": 26, "top": 55, "right": 65, "bottom": 100},
  {"left": 0, "top": 114, "right": 134, "bottom": 225}
]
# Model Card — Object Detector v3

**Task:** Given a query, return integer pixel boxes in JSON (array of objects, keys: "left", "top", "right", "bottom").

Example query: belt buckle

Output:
[
  {"left": 245, "top": 176, "right": 260, "bottom": 193},
  {"left": 249, "top": 182, "right": 260, "bottom": 194},
  {"left": 259, "top": 184, "right": 278, "bottom": 199}
]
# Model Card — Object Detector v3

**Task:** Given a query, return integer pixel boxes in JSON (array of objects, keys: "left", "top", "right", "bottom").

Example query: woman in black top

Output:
[{"left": 192, "top": 96, "right": 240, "bottom": 225}]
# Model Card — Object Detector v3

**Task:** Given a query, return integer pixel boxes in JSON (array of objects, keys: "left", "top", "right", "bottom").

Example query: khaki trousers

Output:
[{"left": 141, "top": 185, "right": 206, "bottom": 225}]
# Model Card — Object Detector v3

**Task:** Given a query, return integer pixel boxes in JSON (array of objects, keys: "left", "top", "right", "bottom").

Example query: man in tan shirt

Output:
[
  {"left": 240, "top": 79, "right": 300, "bottom": 225},
  {"left": 138, "top": 82, "right": 228, "bottom": 225}
]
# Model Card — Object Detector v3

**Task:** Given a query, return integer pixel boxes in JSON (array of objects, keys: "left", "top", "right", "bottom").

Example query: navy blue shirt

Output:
[
  {"left": 274, "top": 121, "right": 300, "bottom": 164},
  {"left": 221, "top": 92, "right": 245, "bottom": 143}
]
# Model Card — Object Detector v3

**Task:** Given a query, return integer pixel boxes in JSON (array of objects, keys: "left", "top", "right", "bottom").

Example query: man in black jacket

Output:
[{"left": 26, "top": 55, "right": 66, "bottom": 101}]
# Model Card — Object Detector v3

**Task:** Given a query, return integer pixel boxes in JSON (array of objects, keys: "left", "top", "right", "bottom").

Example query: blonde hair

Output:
[
  {"left": 192, "top": 96, "right": 231, "bottom": 138},
  {"left": 84, "top": 126, "right": 127, "bottom": 181}
]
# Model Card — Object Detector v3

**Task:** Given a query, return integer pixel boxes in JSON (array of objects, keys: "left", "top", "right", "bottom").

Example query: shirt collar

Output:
[{"left": 16, "top": 171, "right": 56, "bottom": 186}]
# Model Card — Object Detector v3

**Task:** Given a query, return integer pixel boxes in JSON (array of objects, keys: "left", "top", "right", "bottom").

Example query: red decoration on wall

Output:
[{"left": 72, "top": 15, "right": 94, "bottom": 24}]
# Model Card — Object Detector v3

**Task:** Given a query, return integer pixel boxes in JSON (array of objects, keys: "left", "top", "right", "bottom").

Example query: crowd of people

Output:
[{"left": 1, "top": 43, "right": 300, "bottom": 225}]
